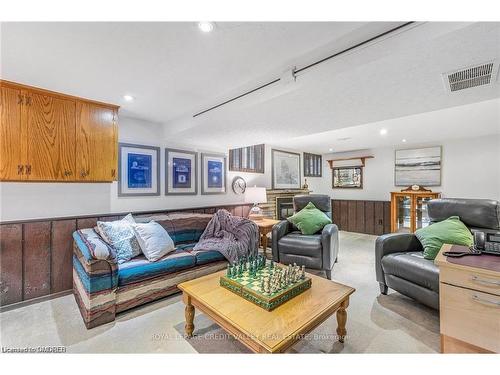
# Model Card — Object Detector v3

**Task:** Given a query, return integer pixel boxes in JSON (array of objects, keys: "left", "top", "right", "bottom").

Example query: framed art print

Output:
[
  {"left": 165, "top": 148, "right": 197, "bottom": 195},
  {"left": 272, "top": 149, "right": 301, "bottom": 189},
  {"left": 395, "top": 146, "right": 441, "bottom": 186},
  {"left": 201, "top": 153, "right": 226, "bottom": 194},
  {"left": 118, "top": 143, "right": 160, "bottom": 196},
  {"left": 332, "top": 167, "right": 363, "bottom": 188}
]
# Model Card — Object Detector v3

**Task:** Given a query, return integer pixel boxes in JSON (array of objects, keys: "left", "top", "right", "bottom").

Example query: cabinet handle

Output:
[
  {"left": 472, "top": 294, "right": 500, "bottom": 307},
  {"left": 471, "top": 275, "right": 500, "bottom": 286},
  {"left": 17, "top": 165, "right": 24, "bottom": 175},
  {"left": 111, "top": 169, "right": 116, "bottom": 177},
  {"left": 25, "top": 164, "right": 31, "bottom": 175},
  {"left": 64, "top": 170, "right": 73, "bottom": 177},
  {"left": 25, "top": 96, "right": 32, "bottom": 106},
  {"left": 80, "top": 170, "right": 86, "bottom": 178},
  {"left": 18, "top": 95, "right": 24, "bottom": 105}
]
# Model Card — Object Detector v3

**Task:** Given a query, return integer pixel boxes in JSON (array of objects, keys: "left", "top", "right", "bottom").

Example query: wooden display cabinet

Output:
[{"left": 390, "top": 190, "right": 441, "bottom": 233}]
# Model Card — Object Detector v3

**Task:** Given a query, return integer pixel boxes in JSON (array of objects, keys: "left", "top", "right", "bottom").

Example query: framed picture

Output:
[
  {"left": 201, "top": 153, "right": 226, "bottom": 194},
  {"left": 165, "top": 148, "right": 198, "bottom": 195},
  {"left": 118, "top": 143, "right": 160, "bottom": 197},
  {"left": 395, "top": 146, "right": 442, "bottom": 186},
  {"left": 332, "top": 167, "right": 363, "bottom": 188},
  {"left": 272, "top": 149, "right": 301, "bottom": 189}
]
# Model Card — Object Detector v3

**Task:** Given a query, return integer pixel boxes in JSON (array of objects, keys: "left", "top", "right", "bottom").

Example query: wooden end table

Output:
[
  {"left": 178, "top": 270, "right": 355, "bottom": 353},
  {"left": 251, "top": 218, "right": 280, "bottom": 258}
]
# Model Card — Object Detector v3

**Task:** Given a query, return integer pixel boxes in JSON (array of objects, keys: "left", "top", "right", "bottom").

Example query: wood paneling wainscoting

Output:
[
  {"left": 331, "top": 199, "right": 391, "bottom": 236},
  {"left": 0, "top": 203, "right": 252, "bottom": 309}
]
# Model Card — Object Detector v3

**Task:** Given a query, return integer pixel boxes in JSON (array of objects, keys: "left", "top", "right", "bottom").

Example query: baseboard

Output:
[{"left": 0, "top": 290, "right": 72, "bottom": 313}]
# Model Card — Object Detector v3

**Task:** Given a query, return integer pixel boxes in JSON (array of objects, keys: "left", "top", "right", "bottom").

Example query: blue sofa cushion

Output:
[
  {"left": 118, "top": 249, "right": 196, "bottom": 286},
  {"left": 176, "top": 242, "right": 226, "bottom": 265}
]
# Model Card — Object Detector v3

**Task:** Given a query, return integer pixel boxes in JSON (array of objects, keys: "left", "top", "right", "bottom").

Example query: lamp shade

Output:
[{"left": 244, "top": 187, "right": 267, "bottom": 204}]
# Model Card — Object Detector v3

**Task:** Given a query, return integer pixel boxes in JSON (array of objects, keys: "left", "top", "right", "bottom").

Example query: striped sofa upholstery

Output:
[{"left": 73, "top": 212, "right": 228, "bottom": 329}]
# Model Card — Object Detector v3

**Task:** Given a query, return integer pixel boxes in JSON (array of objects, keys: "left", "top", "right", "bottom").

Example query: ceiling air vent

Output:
[{"left": 444, "top": 61, "right": 498, "bottom": 92}]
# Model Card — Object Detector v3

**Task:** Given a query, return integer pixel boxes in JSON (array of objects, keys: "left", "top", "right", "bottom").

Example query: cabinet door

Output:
[
  {"left": 392, "top": 194, "right": 412, "bottom": 233},
  {"left": 25, "top": 91, "right": 76, "bottom": 181},
  {"left": 0, "top": 86, "right": 27, "bottom": 180},
  {"left": 76, "top": 102, "right": 117, "bottom": 181}
]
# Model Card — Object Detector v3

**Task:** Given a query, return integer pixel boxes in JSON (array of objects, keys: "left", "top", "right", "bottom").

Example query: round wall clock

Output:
[{"left": 231, "top": 176, "right": 247, "bottom": 195}]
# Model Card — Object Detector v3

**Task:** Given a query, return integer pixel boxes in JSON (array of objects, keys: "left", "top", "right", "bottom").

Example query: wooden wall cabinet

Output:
[
  {"left": 0, "top": 80, "right": 119, "bottom": 182},
  {"left": 390, "top": 191, "right": 441, "bottom": 233}
]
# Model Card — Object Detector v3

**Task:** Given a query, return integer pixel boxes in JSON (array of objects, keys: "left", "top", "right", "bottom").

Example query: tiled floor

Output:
[{"left": 0, "top": 231, "right": 439, "bottom": 353}]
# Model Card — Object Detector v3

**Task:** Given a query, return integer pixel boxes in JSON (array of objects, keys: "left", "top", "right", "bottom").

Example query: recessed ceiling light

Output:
[
  {"left": 328, "top": 148, "right": 334, "bottom": 152},
  {"left": 198, "top": 22, "right": 215, "bottom": 33},
  {"left": 402, "top": 139, "right": 407, "bottom": 143},
  {"left": 123, "top": 95, "right": 135, "bottom": 102},
  {"left": 380, "top": 129, "right": 388, "bottom": 135}
]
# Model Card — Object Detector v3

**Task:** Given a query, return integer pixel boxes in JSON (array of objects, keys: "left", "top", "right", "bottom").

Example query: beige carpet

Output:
[{"left": 0, "top": 232, "right": 439, "bottom": 353}]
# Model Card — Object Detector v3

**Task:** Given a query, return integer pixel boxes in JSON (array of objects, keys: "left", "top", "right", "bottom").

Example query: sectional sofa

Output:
[{"left": 72, "top": 212, "right": 228, "bottom": 328}]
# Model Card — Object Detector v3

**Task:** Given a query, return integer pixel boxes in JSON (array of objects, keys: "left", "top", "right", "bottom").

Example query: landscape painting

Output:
[{"left": 395, "top": 146, "right": 441, "bottom": 186}]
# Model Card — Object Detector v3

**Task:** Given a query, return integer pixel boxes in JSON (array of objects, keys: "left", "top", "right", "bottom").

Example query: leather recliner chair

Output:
[
  {"left": 272, "top": 194, "right": 339, "bottom": 280},
  {"left": 375, "top": 198, "right": 500, "bottom": 310}
]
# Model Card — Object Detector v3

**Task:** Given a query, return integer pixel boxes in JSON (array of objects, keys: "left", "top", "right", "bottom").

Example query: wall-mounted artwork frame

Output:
[
  {"left": 395, "top": 146, "right": 442, "bottom": 186},
  {"left": 332, "top": 167, "right": 363, "bottom": 189},
  {"left": 229, "top": 143, "right": 265, "bottom": 173},
  {"left": 304, "top": 152, "right": 322, "bottom": 177},
  {"left": 272, "top": 149, "right": 301, "bottom": 190},
  {"left": 201, "top": 153, "right": 227, "bottom": 195},
  {"left": 165, "top": 148, "right": 198, "bottom": 195},
  {"left": 118, "top": 143, "right": 160, "bottom": 197}
]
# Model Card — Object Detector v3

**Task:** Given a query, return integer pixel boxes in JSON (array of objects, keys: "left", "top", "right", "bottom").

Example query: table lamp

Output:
[{"left": 245, "top": 186, "right": 267, "bottom": 220}]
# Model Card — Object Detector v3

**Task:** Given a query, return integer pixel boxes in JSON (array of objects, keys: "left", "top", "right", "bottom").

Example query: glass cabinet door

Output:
[
  {"left": 415, "top": 195, "right": 434, "bottom": 230},
  {"left": 394, "top": 194, "right": 412, "bottom": 233}
]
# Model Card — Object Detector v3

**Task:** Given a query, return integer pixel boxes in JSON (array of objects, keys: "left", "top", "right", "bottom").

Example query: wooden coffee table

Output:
[{"left": 178, "top": 270, "right": 355, "bottom": 353}]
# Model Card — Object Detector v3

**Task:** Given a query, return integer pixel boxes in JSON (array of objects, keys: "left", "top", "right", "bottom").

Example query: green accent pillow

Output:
[
  {"left": 415, "top": 216, "right": 473, "bottom": 260},
  {"left": 287, "top": 202, "right": 332, "bottom": 235}
]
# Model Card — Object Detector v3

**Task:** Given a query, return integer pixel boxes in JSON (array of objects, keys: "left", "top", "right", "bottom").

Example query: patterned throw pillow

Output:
[{"left": 96, "top": 214, "right": 142, "bottom": 264}]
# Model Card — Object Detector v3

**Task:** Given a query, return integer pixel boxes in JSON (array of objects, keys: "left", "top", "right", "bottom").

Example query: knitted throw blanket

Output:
[{"left": 193, "top": 209, "right": 259, "bottom": 264}]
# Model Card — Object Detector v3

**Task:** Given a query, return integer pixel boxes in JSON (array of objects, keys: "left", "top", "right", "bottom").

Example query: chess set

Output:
[{"left": 219, "top": 254, "right": 312, "bottom": 311}]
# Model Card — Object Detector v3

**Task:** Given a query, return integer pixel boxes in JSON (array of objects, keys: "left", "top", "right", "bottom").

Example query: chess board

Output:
[{"left": 220, "top": 266, "right": 312, "bottom": 311}]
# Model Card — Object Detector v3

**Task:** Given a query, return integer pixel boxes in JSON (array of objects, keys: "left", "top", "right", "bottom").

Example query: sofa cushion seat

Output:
[
  {"left": 175, "top": 242, "right": 226, "bottom": 265},
  {"left": 381, "top": 251, "right": 439, "bottom": 292},
  {"left": 118, "top": 249, "right": 196, "bottom": 286},
  {"left": 278, "top": 231, "right": 322, "bottom": 257}
]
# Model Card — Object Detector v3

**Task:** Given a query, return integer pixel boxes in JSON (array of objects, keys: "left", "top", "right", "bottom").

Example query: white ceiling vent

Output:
[{"left": 443, "top": 61, "right": 498, "bottom": 92}]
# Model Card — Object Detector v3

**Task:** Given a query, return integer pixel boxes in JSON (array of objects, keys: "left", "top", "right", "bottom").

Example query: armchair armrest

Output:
[
  {"left": 272, "top": 220, "right": 292, "bottom": 262},
  {"left": 321, "top": 223, "right": 339, "bottom": 271},
  {"left": 375, "top": 233, "right": 422, "bottom": 284}
]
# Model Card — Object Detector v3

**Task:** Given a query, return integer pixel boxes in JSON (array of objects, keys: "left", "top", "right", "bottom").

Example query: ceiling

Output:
[{"left": 2, "top": 21, "right": 500, "bottom": 152}]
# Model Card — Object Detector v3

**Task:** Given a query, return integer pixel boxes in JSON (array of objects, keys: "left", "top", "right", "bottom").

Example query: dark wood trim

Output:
[
  {"left": 0, "top": 202, "right": 252, "bottom": 225},
  {"left": 332, "top": 199, "right": 391, "bottom": 236},
  {"left": 0, "top": 203, "right": 252, "bottom": 308}
]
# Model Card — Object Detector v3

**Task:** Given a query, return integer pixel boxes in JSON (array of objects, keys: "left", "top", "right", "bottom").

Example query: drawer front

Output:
[
  {"left": 440, "top": 267, "right": 500, "bottom": 296},
  {"left": 440, "top": 283, "right": 500, "bottom": 353}
]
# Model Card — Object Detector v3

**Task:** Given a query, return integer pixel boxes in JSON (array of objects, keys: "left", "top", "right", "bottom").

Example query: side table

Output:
[{"left": 250, "top": 218, "right": 281, "bottom": 258}]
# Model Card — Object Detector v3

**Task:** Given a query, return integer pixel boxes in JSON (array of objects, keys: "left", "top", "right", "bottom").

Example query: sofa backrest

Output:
[
  {"left": 428, "top": 198, "right": 500, "bottom": 230},
  {"left": 293, "top": 194, "right": 332, "bottom": 218},
  {"left": 135, "top": 212, "right": 213, "bottom": 244}
]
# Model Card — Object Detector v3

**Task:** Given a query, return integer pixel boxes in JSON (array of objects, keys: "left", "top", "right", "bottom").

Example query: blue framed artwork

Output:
[
  {"left": 127, "top": 153, "right": 152, "bottom": 188},
  {"left": 165, "top": 148, "right": 197, "bottom": 195},
  {"left": 201, "top": 153, "right": 226, "bottom": 195},
  {"left": 118, "top": 143, "right": 160, "bottom": 197}
]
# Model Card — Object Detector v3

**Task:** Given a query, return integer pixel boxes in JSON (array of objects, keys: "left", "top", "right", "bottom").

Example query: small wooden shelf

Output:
[{"left": 327, "top": 156, "right": 373, "bottom": 169}]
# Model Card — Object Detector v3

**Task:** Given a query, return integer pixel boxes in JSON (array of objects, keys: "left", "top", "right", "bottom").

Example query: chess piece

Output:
[
  {"left": 226, "top": 265, "right": 231, "bottom": 277},
  {"left": 301, "top": 265, "right": 306, "bottom": 279}
]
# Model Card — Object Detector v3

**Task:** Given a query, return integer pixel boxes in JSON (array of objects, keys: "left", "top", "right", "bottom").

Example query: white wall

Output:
[
  {"left": 0, "top": 117, "right": 315, "bottom": 221},
  {"left": 308, "top": 134, "right": 500, "bottom": 202}
]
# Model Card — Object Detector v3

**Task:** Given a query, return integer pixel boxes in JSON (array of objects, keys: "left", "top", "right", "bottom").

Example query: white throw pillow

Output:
[{"left": 132, "top": 221, "right": 175, "bottom": 262}]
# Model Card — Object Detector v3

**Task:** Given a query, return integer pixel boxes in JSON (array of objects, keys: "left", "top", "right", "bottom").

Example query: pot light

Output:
[
  {"left": 123, "top": 95, "right": 135, "bottom": 102},
  {"left": 380, "top": 129, "right": 388, "bottom": 135},
  {"left": 329, "top": 148, "right": 334, "bottom": 152},
  {"left": 402, "top": 139, "right": 407, "bottom": 143},
  {"left": 198, "top": 22, "right": 215, "bottom": 33}
]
